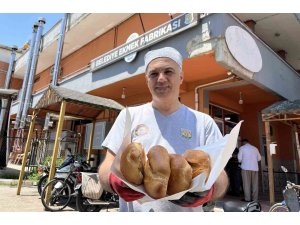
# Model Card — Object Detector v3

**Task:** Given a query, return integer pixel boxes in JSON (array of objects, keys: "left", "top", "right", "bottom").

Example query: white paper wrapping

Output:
[{"left": 110, "top": 108, "right": 243, "bottom": 204}]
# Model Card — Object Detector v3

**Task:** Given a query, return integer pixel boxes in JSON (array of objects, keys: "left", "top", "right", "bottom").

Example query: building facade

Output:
[{"left": 3, "top": 13, "right": 300, "bottom": 200}]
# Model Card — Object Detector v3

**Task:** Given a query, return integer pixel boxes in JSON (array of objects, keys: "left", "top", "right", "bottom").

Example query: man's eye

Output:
[
  {"left": 165, "top": 70, "right": 173, "bottom": 75},
  {"left": 149, "top": 72, "right": 158, "bottom": 78}
]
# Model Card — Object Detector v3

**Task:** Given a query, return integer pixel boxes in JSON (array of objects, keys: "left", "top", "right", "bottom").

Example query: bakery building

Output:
[{"left": 1, "top": 13, "right": 300, "bottom": 203}]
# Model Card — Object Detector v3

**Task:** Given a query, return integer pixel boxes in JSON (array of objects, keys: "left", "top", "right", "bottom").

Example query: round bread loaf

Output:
[
  {"left": 144, "top": 145, "right": 171, "bottom": 199},
  {"left": 183, "top": 149, "right": 211, "bottom": 180},
  {"left": 167, "top": 154, "right": 192, "bottom": 195},
  {"left": 120, "top": 142, "right": 146, "bottom": 185}
]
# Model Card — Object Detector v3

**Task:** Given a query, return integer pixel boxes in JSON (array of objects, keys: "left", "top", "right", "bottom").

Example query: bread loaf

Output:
[
  {"left": 183, "top": 149, "right": 211, "bottom": 180},
  {"left": 120, "top": 142, "right": 146, "bottom": 185},
  {"left": 144, "top": 145, "right": 171, "bottom": 199},
  {"left": 167, "top": 154, "right": 192, "bottom": 195}
]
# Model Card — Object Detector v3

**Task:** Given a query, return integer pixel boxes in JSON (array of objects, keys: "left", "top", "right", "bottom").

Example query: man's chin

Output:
[{"left": 154, "top": 91, "right": 170, "bottom": 97}]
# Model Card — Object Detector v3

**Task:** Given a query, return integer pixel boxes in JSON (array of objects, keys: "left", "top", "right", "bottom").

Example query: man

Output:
[
  {"left": 98, "top": 47, "right": 228, "bottom": 211},
  {"left": 238, "top": 138, "right": 261, "bottom": 202}
]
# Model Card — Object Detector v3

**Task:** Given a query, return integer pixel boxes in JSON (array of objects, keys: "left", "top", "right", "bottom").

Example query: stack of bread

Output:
[{"left": 120, "top": 142, "right": 211, "bottom": 199}]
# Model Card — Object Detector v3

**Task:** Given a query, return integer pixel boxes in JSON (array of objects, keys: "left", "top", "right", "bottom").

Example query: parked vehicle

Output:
[
  {"left": 222, "top": 200, "right": 261, "bottom": 212},
  {"left": 37, "top": 154, "right": 75, "bottom": 195},
  {"left": 75, "top": 172, "right": 119, "bottom": 212},
  {"left": 41, "top": 159, "right": 93, "bottom": 211},
  {"left": 269, "top": 166, "right": 300, "bottom": 212}
]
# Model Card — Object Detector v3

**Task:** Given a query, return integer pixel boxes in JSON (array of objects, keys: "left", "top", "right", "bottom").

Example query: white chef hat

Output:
[{"left": 144, "top": 47, "right": 183, "bottom": 71}]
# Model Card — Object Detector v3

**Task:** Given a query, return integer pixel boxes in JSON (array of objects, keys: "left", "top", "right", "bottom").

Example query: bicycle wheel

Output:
[
  {"left": 37, "top": 175, "right": 48, "bottom": 196},
  {"left": 41, "top": 178, "right": 72, "bottom": 211},
  {"left": 269, "top": 203, "right": 289, "bottom": 212}
]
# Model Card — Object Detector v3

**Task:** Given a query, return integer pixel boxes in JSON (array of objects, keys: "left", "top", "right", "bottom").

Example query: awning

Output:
[
  {"left": 17, "top": 85, "right": 125, "bottom": 195},
  {"left": 261, "top": 99, "right": 300, "bottom": 205},
  {"left": 33, "top": 85, "right": 124, "bottom": 119},
  {"left": 262, "top": 99, "right": 300, "bottom": 122}
]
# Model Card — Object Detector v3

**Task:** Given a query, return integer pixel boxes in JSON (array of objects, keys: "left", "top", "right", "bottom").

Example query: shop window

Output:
[
  {"left": 209, "top": 104, "right": 240, "bottom": 135},
  {"left": 210, "top": 105, "right": 223, "bottom": 119},
  {"left": 224, "top": 109, "right": 239, "bottom": 123},
  {"left": 214, "top": 118, "right": 224, "bottom": 134}
]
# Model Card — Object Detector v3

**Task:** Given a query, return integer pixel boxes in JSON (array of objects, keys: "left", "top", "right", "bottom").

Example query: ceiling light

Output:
[
  {"left": 121, "top": 87, "right": 126, "bottom": 99},
  {"left": 239, "top": 92, "right": 243, "bottom": 105}
]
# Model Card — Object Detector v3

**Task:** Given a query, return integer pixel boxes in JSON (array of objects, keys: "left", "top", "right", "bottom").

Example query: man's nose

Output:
[{"left": 157, "top": 72, "right": 167, "bottom": 82}]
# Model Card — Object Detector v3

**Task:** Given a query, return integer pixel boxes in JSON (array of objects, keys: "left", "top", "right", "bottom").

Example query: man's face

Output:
[{"left": 145, "top": 58, "right": 183, "bottom": 100}]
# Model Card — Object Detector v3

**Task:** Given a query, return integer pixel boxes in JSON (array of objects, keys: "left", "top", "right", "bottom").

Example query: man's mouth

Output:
[{"left": 155, "top": 86, "right": 168, "bottom": 91}]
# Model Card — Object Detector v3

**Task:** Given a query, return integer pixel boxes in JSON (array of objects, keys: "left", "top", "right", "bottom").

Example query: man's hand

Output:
[
  {"left": 170, "top": 186, "right": 214, "bottom": 207},
  {"left": 109, "top": 173, "right": 145, "bottom": 202},
  {"left": 211, "top": 170, "right": 229, "bottom": 201}
]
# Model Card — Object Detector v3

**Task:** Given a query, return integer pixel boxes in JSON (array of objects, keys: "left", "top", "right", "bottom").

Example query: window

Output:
[
  {"left": 209, "top": 104, "right": 240, "bottom": 135},
  {"left": 214, "top": 118, "right": 224, "bottom": 134}
]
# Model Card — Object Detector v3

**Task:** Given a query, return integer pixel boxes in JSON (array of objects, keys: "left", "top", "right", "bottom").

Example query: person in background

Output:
[
  {"left": 98, "top": 46, "right": 229, "bottom": 212},
  {"left": 226, "top": 147, "right": 242, "bottom": 196},
  {"left": 238, "top": 138, "right": 261, "bottom": 202}
]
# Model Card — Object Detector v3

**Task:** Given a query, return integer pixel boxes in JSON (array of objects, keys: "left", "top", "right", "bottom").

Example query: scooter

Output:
[{"left": 75, "top": 171, "right": 119, "bottom": 212}]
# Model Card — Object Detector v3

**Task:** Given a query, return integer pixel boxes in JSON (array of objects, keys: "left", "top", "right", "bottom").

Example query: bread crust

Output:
[
  {"left": 167, "top": 154, "right": 192, "bottom": 195},
  {"left": 183, "top": 149, "right": 211, "bottom": 179},
  {"left": 144, "top": 145, "right": 171, "bottom": 199},
  {"left": 120, "top": 142, "right": 146, "bottom": 185}
]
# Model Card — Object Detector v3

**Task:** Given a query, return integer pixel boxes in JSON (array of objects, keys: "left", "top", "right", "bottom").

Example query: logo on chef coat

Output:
[
  {"left": 180, "top": 128, "right": 192, "bottom": 139},
  {"left": 132, "top": 124, "right": 149, "bottom": 138}
]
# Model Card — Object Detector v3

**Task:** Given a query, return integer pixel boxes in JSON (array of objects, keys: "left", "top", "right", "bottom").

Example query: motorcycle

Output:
[
  {"left": 269, "top": 166, "right": 300, "bottom": 212},
  {"left": 75, "top": 172, "right": 119, "bottom": 212},
  {"left": 222, "top": 200, "right": 261, "bottom": 212}
]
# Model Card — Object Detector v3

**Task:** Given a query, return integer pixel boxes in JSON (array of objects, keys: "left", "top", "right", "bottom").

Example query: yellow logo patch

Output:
[{"left": 180, "top": 128, "right": 192, "bottom": 139}]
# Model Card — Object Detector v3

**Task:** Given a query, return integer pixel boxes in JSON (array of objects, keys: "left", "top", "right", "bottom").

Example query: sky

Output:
[{"left": 0, "top": 13, "right": 64, "bottom": 48}]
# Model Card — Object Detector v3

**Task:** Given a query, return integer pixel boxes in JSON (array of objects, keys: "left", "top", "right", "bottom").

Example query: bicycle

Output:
[
  {"left": 37, "top": 154, "right": 75, "bottom": 195},
  {"left": 269, "top": 166, "right": 300, "bottom": 212},
  {"left": 40, "top": 160, "right": 84, "bottom": 211}
]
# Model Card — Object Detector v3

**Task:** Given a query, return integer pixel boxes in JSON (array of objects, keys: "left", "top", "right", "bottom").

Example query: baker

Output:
[{"left": 98, "top": 46, "right": 229, "bottom": 212}]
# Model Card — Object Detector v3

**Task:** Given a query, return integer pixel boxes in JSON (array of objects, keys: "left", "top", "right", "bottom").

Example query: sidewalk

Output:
[
  {"left": 0, "top": 163, "right": 117, "bottom": 212},
  {"left": 0, "top": 162, "right": 34, "bottom": 186},
  {"left": 0, "top": 163, "right": 272, "bottom": 212}
]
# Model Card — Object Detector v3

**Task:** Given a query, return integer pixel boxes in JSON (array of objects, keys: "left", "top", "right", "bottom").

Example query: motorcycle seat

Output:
[{"left": 223, "top": 201, "right": 261, "bottom": 212}]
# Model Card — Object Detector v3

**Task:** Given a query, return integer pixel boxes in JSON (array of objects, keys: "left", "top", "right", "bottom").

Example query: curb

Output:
[{"left": 0, "top": 179, "right": 34, "bottom": 187}]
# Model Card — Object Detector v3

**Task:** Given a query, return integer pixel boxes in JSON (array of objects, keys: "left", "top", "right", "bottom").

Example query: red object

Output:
[
  {"left": 180, "top": 185, "right": 215, "bottom": 207},
  {"left": 109, "top": 173, "right": 145, "bottom": 202}
]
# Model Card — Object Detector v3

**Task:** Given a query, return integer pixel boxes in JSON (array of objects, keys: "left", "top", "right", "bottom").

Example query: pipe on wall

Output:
[
  {"left": 194, "top": 75, "right": 236, "bottom": 111},
  {"left": 52, "top": 13, "right": 69, "bottom": 86},
  {"left": 14, "top": 22, "right": 39, "bottom": 129},
  {"left": 20, "top": 17, "right": 46, "bottom": 129}
]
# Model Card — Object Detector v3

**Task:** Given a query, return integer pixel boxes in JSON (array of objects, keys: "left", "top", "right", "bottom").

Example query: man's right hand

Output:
[{"left": 109, "top": 173, "right": 145, "bottom": 202}]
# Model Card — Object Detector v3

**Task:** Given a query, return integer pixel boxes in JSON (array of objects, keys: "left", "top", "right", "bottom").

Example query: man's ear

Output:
[{"left": 180, "top": 71, "right": 184, "bottom": 84}]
